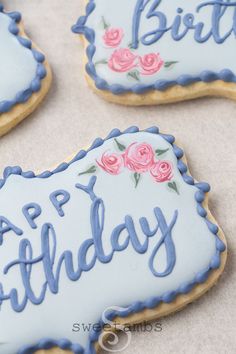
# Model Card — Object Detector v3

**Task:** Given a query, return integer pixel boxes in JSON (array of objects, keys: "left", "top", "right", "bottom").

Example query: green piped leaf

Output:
[
  {"left": 156, "top": 148, "right": 169, "bottom": 156},
  {"left": 127, "top": 69, "right": 140, "bottom": 82},
  {"left": 168, "top": 181, "right": 179, "bottom": 195},
  {"left": 101, "top": 16, "right": 109, "bottom": 30},
  {"left": 134, "top": 173, "right": 141, "bottom": 188},
  {"left": 164, "top": 61, "right": 179, "bottom": 68},
  {"left": 114, "top": 138, "right": 126, "bottom": 152},
  {"left": 128, "top": 42, "right": 133, "bottom": 49},
  {"left": 94, "top": 59, "right": 108, "bottom": 66},
  {"left": 79, "top": 165, "right": 97, "bottom": 176}
]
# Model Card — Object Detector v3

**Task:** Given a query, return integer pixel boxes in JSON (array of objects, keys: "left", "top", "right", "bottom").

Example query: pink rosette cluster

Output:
[
  {"left": 102, "top": 26, "right": 164, "bottom": 75},
  {"left": 150, "top": 161, "right": 173, "bottom": 183},
  {"left": 108, "top": 49, "right": 163, "bottom": 75},
  {"left": 108, "top": 48, "right": 137, "bottom": 73},
  {"left": 123, "top": 142, "right": 154, "bottom": 173},
  {"left": 103, "top": 28, "right": 124, "bottom": 48},
  {"left": 139, "top": 53, "right": 164, "bottom": 75},
  {"left": 96, "top": 152, "right": 124, "bottom": 175},
  {"left": 96, "top": 142, "right": 173, "bottom": 184}
]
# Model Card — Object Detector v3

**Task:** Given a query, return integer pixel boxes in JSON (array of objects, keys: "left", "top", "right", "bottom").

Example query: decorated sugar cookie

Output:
[
  {"left": 0, "top": 4, "right": 51, "bottom": 136},
  {"left": 73, "top": 0, "right": 236, "bottom": 105},
  {"left": 0, "top": 126, "right": 226, "bottom": 354}
]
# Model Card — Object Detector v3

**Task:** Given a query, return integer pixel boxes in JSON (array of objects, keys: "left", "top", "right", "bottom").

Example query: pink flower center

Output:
[
  {"left": 160, "top": 163, "right": 169, "bottom": 171},
  {"left": 108, "top": 156, "right": 117, "bottom": 163}
]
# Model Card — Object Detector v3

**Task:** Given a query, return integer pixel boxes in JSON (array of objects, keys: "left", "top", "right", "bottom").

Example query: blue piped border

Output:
[
  {"left": 72, "top": 0, "right": 236, "bottom": 94},
  {"left": 1, "top": 126, "right": 225, "bottom": 354},
  {"left": 0, "top": 4, "right": 47, "bottom": 113}
]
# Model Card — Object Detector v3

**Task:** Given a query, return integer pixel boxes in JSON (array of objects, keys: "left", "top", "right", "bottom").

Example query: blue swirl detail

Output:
[
  {"left": 0, "top": 6, "right": 47, "bottom": 113},
  {"left": 0, "top": 126, "right": 225, "bottom": 354},
  {"left": 71, "top": 0, "right": 236, "bottom": 94}
]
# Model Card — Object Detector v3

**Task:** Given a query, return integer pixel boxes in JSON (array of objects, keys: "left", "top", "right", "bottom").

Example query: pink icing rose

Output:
[
  {"left": 124, "top": 143, "right": 155, "bottom": 173},
  {"left": 108, "top": 48, "right": 137, "bottom": 73},
  {"left": 150, "top": 161, "right": 173, "bottom": 182},
  {"left": 139, "top": 53, "right": 164, "bottom": 75},
  {"left": 97, "top": 152, "right": 124, "bottom": 175},
  {"left": 103, "top": 28, "right": 124, "bottom": 48}
]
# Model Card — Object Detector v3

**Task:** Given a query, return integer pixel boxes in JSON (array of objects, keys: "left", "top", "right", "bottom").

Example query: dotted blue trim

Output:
[
  {"left": 72, "top": 0, "right": 236, "bottom": 95},
  {"left": 0, "top": 4, "right": 47, "bottom": 113},
  {"left": 2, "top": 126, "right": 224, "bottom": 354}
]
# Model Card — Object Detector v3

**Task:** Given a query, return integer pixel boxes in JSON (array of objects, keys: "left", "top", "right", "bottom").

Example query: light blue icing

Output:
[
  {"left": 72, "top": 0, "right": 236, "bottom": 94},
  {"left": 0, "top": 4, "right": 47, "bottom": 113},
  {"left": 0, "top": 126, "right": 226, "bottom": 354}
]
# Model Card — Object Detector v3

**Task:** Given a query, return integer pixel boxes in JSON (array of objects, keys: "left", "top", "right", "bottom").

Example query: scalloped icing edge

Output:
[
  {"left": 85, "top": 71, "right": 236, "bottom": 106},
  {"left": 72, "top": 0, "right": 236, "bottom": 106},
  {"left": 0, "top": 5, "right": 52, "bottom": 137},
  {"left": 0, "top": 126, "right": 227, "bottom": 354}
]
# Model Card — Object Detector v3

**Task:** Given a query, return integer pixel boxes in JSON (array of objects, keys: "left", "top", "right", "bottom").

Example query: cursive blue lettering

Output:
[
  {"left": 131, "top": 0, "right": 236, "bottom": 48},
  {"left": 0, "top": 177, "right": 178, "bottom": 312}
]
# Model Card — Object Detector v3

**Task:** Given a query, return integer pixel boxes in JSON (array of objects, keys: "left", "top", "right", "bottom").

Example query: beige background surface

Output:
[{"left": 1, "top": 1, "right": 235, "bottom": 353}]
